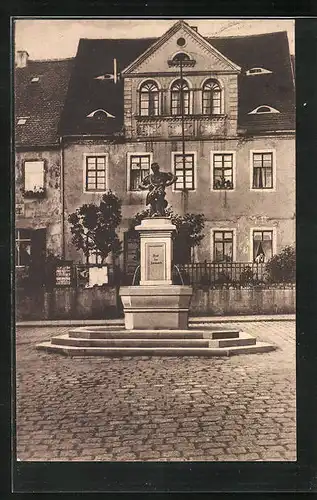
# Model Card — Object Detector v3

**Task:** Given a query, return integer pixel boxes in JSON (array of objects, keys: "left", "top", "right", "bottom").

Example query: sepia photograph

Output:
[{"left": 14, "top": 17, "right": 296, "bottom": 464}]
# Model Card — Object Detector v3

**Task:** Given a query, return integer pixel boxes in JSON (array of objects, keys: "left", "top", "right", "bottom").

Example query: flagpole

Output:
[{"left": 179, "top": 56, "right": 188, "bottom": 214}]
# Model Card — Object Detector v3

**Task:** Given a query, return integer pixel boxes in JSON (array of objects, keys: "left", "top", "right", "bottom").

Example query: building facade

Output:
[
  {"left": 15, "top": 51, "right": 73, "bottom": 276},
  {"left": 15, "top": 21, "right": 295, "bottom": 276}
]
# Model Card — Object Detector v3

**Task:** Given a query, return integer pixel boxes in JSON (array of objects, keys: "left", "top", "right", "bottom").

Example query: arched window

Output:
[
  {"left": 172, "top": 52, "right": 190, "bottom": 63},
  {"left": 168, "top": 52, "right": 196, "bottom": 67},
  {"left": 171, "top": 79, "right": 190, "bottom": 116},
  {"left": 139, "top": 80, "right": 159, "bottom": 117},
  {"left": 202, "top": 79, "right": 222, "bottom": 115}
]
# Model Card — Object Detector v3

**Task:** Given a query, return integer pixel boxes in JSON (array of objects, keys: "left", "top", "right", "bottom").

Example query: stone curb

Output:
[{"left": 16, "top": 314, "right": 295, "bottom": 327}]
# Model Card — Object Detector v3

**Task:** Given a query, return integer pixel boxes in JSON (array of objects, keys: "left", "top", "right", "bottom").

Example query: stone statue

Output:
[{"left": 139, "top": 163, "right": 178, "bottom": 217}]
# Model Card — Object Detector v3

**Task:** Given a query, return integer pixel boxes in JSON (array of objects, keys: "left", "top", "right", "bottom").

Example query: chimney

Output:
[
  {"left": 190, "top": 26, "right": 198, "bottom": 32},
  {"left": 16, "top": 50, "right": 29, "bottom": 68}
]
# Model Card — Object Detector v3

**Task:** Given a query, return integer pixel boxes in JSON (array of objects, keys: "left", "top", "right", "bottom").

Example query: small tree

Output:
[
  {"left": 130, "top": 207, "right": 205, "bottom": 263},
  {"left": 68, "top": 190, "right": 123, "bottom": 264},
  {"left": 171, "top": 212, "right": 205, "bottom": 262},
  {"left": 265, "top": 245, "right": 296, "bottom": 283}
]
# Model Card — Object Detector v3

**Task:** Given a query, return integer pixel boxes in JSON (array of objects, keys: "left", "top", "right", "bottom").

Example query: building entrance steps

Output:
[{"left": 36, "top": 326, "right": 276, "bottom": 357}]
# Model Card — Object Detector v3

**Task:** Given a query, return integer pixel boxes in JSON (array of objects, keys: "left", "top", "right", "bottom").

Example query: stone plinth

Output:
[
  {"left": 119, "top": 285, "right": 193, "bottom": 330},
  {"left": 135, "top": 217, "right": 176, "bottom": 286}
]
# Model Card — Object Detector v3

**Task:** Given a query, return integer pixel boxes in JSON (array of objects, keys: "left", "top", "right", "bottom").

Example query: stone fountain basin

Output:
[{"left": 119, "top": 285, "right": 193, "bottom": 330}]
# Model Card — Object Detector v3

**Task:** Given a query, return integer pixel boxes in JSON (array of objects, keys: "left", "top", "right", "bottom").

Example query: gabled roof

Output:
[
  {"left": 121, "top": 20, "right": 241, "bottom": 75},
  {"left": 60, "top": 30, "right": 294, "bottom": 137},
  {"left": 15, "top": 58, "right": 74, "bottom": 147}
]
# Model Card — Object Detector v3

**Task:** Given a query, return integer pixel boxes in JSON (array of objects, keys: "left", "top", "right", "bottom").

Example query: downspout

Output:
[{"left": 59, "top": 136, "right": 65, "bottom": 259}]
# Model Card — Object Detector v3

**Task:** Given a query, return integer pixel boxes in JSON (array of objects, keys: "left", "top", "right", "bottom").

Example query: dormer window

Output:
[
  {"left": 248, "top": 105, "right": 280, "bottom": 115},
  {"left": 246, "top": 67, "right": 272, "bottom": 76},
  {"left": 168, "top": 52, "right": 196, "bottom": 67},
  {"left": 94, "top": 73, "right": 116, "bottom": 81},
  {"left": 139, "top": 80, "right": 159, "bottom": 117},
  {"left": 17, "top": 117, "right": 28, "bottom": 125},
  {"left": 86, "top": 109, "right": 115, "bottom": 119}
]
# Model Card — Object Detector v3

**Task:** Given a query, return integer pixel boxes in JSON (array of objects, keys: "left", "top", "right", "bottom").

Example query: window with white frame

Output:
[
  {"left": 202, "top": 79, "right": 222, "bottom": 115},
  {"left": 213, "top": 153, "right": 234, "bottom": 190},
  {"left": 171, "top": 79, "right": 191, "bottom": 115},
  {"left": 85, "top": 156, "right": 107, "bottom": 192},
  {"left": 24, "top": 160, "right": 45, "bottom": 194},
  {"left": 15, "top": 229, "right": 31, "bottom": 266},
  {"left": 252, "top": 230, "right": 273, "bottom": 262},
  {"left": 139, "top": 80, "right": 159, "bottom": 117},
  {"left": 252, "top": 152, "right": 274, "bottom": 189},
  {"left": 173, "top": 153, "right": 195, "bottom": 190},
  {"left": 213, "top": 230, "right": 234, "bottom": 263},
  {"left": 128, "top": 154, "right": 151, "bottom": 191}
]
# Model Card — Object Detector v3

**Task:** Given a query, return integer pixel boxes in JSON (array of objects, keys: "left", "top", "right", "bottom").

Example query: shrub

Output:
[{"left": 265, "top": 245, "right": 296, "bottom": 283}]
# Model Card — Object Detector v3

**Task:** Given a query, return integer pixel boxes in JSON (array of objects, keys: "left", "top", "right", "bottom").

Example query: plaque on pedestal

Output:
[{"left": 147, "top": 243, "right": 165, "bottom": 281}]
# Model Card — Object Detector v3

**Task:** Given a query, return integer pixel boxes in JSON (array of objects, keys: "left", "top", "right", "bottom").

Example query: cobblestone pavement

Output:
[{"left": 15, "top": 321, "right": 296, "bottom": 462}]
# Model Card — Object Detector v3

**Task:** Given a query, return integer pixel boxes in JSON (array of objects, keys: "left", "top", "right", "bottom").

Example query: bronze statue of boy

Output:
[{"left": 139, "top": 163, "right": 178, "bottom": 217}]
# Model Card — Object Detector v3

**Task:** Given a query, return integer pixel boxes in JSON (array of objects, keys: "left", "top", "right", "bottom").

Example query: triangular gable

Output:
[{"left": 121, "top": 20, "right": 241, "bottom": 75}]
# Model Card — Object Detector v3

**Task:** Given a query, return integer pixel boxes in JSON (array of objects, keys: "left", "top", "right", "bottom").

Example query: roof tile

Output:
[{"left": 15, "top": 59, "right": 74, "bottom": 146}]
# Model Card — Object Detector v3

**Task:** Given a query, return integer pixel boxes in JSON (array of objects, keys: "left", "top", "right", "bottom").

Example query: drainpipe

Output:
[{"left": 59, "top": 136, "right": 65, "bottom": 259}]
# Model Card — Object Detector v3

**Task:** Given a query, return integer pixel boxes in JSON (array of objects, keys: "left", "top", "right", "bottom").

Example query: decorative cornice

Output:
[
  {"left": 121, "top": 70, "right": 239, "bottom": 78},
  {"left": 167, "top": 59, "right": 196, "bottom": 67}
]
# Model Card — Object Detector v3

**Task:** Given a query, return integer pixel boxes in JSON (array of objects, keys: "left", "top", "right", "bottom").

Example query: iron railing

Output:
[
  {"left": 122, "top": 261, "right": 267, "bottom": 287},
  {"left": 17, "top": 261, "right": 295, "bottom": 288},
  {"left": 176, "top": 261, "right": 266, "bottom": 286}
]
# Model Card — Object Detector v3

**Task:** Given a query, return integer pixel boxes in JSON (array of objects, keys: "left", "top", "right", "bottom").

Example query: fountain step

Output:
[
  {"left": 36, "top": 342, "right": 276, "bottom": 357},
  {"left": 50, "top": 332, "right": 255, "bottom": 348},
  {"left": 208, "top": 333, "right": 256, "bottom": 347},
  {"left": 51, "top": 335, "right": 210, "bottom": 348},
  {"left": 69, "top": 327, "right": 240, "bottom": 340}
]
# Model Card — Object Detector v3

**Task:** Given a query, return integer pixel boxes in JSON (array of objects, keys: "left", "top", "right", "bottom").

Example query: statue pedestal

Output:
[
  {"left": 119, "top": 217, "right": 193, "bottom": 330},
  {"left": 135, "top": 217, "right": 175, "bottom": 286}
]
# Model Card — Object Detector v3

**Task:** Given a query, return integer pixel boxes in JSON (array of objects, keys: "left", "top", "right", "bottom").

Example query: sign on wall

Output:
[
  {"left": 55, "top": 262, "right": 73, "bottom": 286},
  {"left": 75, "top": 264, "right": 109, "bottom": 287}
]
